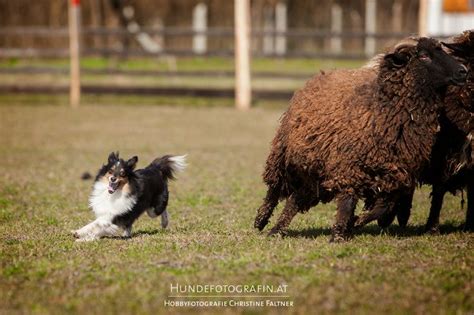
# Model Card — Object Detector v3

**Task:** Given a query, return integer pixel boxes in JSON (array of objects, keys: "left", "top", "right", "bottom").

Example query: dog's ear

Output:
[
  {"left": 108, "top": 151, "right": 119, "bottom": 164},
  {"left": 127, "top": 156, "right": 138, "bottom": 170}
]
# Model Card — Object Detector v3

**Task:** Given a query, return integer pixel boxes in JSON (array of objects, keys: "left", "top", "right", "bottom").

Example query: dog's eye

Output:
[
  {"left": 119, "top": 171, "right": 125, "bottom": 177},
  {"left": 108, "top": 170, "right": 113, "bottom": 174}
]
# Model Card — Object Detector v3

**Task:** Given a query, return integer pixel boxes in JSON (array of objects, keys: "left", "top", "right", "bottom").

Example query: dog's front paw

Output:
[
  {"left": 123, "top": 227, "right": 132, "bottom": 238},
  {"left": 71, "top": 230, "right": 84, "bottom": 239}
]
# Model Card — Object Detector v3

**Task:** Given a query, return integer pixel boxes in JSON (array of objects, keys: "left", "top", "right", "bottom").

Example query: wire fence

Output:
[{"left": 0, "top": 26, "right": 454, "bottom": 101}]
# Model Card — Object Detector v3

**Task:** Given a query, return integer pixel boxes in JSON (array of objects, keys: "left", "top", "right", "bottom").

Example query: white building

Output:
[{"left": 425, "top": 0, "right": 474, "bottom": 35}]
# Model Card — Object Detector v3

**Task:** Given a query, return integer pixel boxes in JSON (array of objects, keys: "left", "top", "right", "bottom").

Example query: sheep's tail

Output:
[
  {"left": 255, "top": 147, "right": 285, "bottom": 231},
  {"left": 255, "top": 120, "right": 288, "bottom": 231},
  {"left": 152, "top": 155, "right": 187, "bottom": 181},
  {"left": 262, "top": 113, "right": 291, "bottom": 198}
]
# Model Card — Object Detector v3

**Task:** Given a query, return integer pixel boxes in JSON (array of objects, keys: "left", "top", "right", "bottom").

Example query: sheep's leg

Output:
[
  {"left": 354, "top": 198, "right": 394, "bottom": 228},
  {"left": 377, "top": 188, "right": 414, "bottom": 228},
  {"left": 376, "top": 202, "right": 397, "bottom": 228},
  {"left": 464, "top": 181, "right": 474, "bottom": 231},
  {"left": 331, "top": 195, "right": 357, "bottom": 242},
  {"left": 267, "top": 194, "right": 299, "bottom": 236},
  {"left": 254, "top": 187, "right": 280, "bottom": 231},
  {"left": 425, "top": 185, "right": 445, "bottom": 234},
  {"left": 396, "top": 187, "right": 414, "bottom": 227}
]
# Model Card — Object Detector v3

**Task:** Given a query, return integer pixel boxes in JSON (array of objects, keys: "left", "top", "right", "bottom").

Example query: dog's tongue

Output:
[{"left": 108, "top": 184, "right": 116, "bottom": 194}]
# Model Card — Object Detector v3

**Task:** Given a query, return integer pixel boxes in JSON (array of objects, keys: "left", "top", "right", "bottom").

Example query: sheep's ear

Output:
[
  {"left": 108, "top": 151, "right": 119, "bottom": 164},
  {"left": 384, "top": 51, "right": 410, "bottom": 68},
  {"left": 442, "top": 42, "right": 467, "bottom": 56},
  {"left": 126, "top": 156, "right": 138, "bottom": 170}
]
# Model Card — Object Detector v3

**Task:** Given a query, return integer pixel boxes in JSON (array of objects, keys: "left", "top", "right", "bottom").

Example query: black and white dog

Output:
[{"left": 72, "top": 152, "right": 186, "bottom": 241}]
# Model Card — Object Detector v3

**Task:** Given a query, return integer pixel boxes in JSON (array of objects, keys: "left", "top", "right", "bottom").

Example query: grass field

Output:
[
  {"left": 0, "top": 57, "right": 364, "bottom": 96},
  {"left": 0, "top": 103, "right": 472, "bottom": 315}
]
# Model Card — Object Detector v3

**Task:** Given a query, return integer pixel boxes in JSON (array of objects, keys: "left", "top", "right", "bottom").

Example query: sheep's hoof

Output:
[
  {"left": 398, "top": 220, "right": 409, "bottom": 228},
  {"left": 254, "top": 217, "right": 269, "bottom": 231},
  {"left": 463, "top": 224, "right": 474, "bottom": 232},
  {"left": 329, "top": 234, "right": 349, "bottom": 243},
  {"left": 396, "top": 213, "right": 410, "bottom": 228},
  {"left": 354, "top": 216, "right": 366, "bottom": 229},
  {"left": 349, "top": 215, "right": 358, "bottom": 229},
  {"left": 425, "top": 225, "right": 440, "bottom": 235},
  {"left": 267, "top": 227, "right": 285, "bottom": 237},
  {"left": 330, "top": 225, "right": 352, "bottom": 243},
  {"left": 71, "top": 230, "right": 79, "bottom": 238}
]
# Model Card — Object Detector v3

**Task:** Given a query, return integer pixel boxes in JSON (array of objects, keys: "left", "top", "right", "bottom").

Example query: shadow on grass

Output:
[
  {"left": 101, "top": 229, "right": 162, "bottom": 240},
  {"left": 131, "top": 229, "right": 162, "bottom": 237},
  {"left": 284, "top": 222, "right": 465, "bottom": 239}
]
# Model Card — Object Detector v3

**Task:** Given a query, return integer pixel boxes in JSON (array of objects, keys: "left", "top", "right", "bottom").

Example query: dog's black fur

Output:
[
  {"left": 106, "top": 152, "right": 174, "bottom": 230},
  {"left": 73, "top": 152, "right": 185, "bottom": 241}
]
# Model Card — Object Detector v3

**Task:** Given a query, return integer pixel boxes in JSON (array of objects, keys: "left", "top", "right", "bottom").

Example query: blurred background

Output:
[{"left": 0, "top": 0, "right": 473, "bottom": 108}]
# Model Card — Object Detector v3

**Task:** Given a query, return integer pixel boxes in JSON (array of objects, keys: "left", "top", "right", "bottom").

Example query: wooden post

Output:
[
  {"left": 275, "top": 2, "right": 287, "bottom": 56},
  {"left": 330, "top": 3, "right": 343, "bottom": 54},
  {"left": 263, "top": 6, "right": 274, "bottom": 55},
  {"left": 392, "top": 0, "right": 403, "bottom": 33},
  {"left": 235, "top": 0, "right": 251, "bottom": 110},
  {"left": 193, "top": 3, "right": 207, "bottom": 54},
  {"left": 364, "top": 0, "right": 376, "bottom": 58},
  {"left": 418, "top": 0, "right": 428, "bottom": 36},
  {"left": 69, "top": 0, "right": 81, "bottom": 107}
]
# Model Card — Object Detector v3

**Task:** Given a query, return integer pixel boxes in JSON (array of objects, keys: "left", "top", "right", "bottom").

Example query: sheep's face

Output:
[
  {"left": 385, "top": 37, "right": 467, "bottom": 89},
  {"left": 414, "top": 38, "right": 467, "bottom": 88},
  {"left": 443, "top": 30, "right": 474, "bottom": 71}
]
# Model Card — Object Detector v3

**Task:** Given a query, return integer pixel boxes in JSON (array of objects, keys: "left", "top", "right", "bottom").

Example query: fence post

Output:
[
  {"left": 330, "top": 3, "right": 343, "bottom": 54},
  {"left": 263, "top": 6, "right": 274, "bottom": 55},
  {"left": 235, "top": 0, "right": 251, "bottom": 110},
  {"left": 69, "top": 0, "right": 81, "bottom": 107},
  {"left": 193, "top": 3, "right": 207, "bottom": 54},
  {"left": 364, "top": 0, "right": 376, "bottom": 57},
  {"left": 275, "top": 2, "right": 287, "bottom": 56},
  {"left": 418, "top": 0, "right": 428, "bottom": 36},
  {"left": 391, "top": 0, "right": 403, "bottom": 33}
]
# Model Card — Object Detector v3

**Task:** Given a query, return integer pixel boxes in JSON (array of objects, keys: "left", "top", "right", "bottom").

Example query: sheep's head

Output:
[
  {"left": 443, "top": 30, "right": 474, "bottom": 111},
  {"left": 443, "top": 30, "right": 474, "bottom": 64},
  {"left": 383, "top": 37, "right": 467, "bottom": 89}
]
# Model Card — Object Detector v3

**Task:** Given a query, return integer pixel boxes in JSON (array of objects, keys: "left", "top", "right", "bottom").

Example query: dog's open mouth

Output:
[{"left": 108, "top": 181, "right": 119, "bottom": 194}]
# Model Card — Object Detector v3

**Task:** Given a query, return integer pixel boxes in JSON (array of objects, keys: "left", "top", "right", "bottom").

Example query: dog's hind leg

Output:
[{"left": 147, "top": 186, "right": 169, "bottom": 218}]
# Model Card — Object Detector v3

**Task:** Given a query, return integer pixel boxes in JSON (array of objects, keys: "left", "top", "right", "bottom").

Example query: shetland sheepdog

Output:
[{"left": 72, "top": 152, "right": 186, "bottom": 241}]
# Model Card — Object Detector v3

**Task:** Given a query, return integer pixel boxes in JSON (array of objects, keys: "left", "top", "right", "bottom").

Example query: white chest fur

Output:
[{"left": 89, "top": 181, "right": 137, "bottom": 219}]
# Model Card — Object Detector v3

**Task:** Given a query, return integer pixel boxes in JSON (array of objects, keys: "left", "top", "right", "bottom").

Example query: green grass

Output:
[
  {"left": 0, "top": 57, "right": 364, "bottom": 109},
  {"left": 0, "top": 93, "right": 289, "bottom": 109},
  {"left": 0, "top": 104, "right": 472, "bottom": 315},
  {"left": 0, "top": 56, "right": 364, "bottom": 72},
  {"left": 0, "top": 57, "right": 364, "bottom": 96}
]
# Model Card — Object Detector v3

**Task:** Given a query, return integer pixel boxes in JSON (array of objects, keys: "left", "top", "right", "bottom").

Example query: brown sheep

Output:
[
  {"left": 362, "top": 31, "right": 474, "bottom": 233},
  {"left": 254, "top": 37, "right": 467, "bottom": 242}
]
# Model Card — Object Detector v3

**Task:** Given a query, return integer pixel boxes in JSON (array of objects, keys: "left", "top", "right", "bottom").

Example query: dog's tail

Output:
[{"left": 152, "top": 155, "right": 187, "bottom": 180}]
